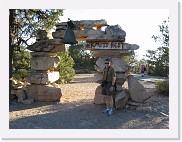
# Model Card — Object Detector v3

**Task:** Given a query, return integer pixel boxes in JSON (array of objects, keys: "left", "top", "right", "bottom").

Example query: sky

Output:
[{"left": 58, "top": 9, "right": 169, "bottom": 60}]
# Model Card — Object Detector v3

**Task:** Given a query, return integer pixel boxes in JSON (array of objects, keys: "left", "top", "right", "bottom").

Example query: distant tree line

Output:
[{"left": 68, "top": 43, "right": 97, "bottom": 73}]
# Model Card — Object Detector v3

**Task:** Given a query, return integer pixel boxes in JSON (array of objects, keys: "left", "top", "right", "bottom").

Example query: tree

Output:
[
  {"left": 123, "top": 54, "right": 140, "bottom": 73},
  {"left": 12, "top": 46, "right": 31, "bottom": 81},
  {"left": 152, "top": 17, "right": 169, "bottom": 47},
  {"left": 145, "top": 47, "right": 169, "bottom": 76},
  {"left": 68, "top": 42, "right": 97, "bottom": 73},
  {"left": 9, "top": 9, "right": 64, "bottom": 91},
  {"left": 123, "top": 54, "right": 137, "bottom": 65},
  {"left": 56, "top": 51, "right": 75, "bottom": 83},
  {"left": 145, "top": 18, "right": 169, "bottom": 76}
]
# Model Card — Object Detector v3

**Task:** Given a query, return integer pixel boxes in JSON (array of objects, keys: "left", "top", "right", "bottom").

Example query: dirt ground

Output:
[{"left": 9, "top": 74, "right": 169, "bottom": 129}]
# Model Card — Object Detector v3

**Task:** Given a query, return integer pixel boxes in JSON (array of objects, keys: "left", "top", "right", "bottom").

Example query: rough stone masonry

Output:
[
  {"left": 52, "top": 19, "right": 150, "bottom": 108},
  {"left": 24, "top": 19, "right": 150, "bottom": 105}
]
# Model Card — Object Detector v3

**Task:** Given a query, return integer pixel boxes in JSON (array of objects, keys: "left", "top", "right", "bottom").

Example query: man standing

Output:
[
  {"left": 101, "top": 58, "right": 116, "bottom": 116},
  {"left": 141, "top": 65, "right": 145, "bottom": 77}
]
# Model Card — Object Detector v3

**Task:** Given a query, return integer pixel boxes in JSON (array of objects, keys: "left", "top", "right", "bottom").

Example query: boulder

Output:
[
  {"left": 115, "top": 84, "right": 123, "bottom": 91},
  {"left": 105, "top": 24, "right": 126, "bottom": 40},
  {"left": 94, "top": 85, "right": 105, "bottom": 104},
  {"left": 15, "top": 89, "right": 27, "bottom": 99},
  {"left": 116, "top": 73, "right": 128, "bottom": 84},
  {"left": 127, "top": 100, "right": 142, "bottom": 106},
  {"left": 86, "top": 30, "right": 126, "bottom": 41},
  {"left": 31, "top": 52, "right": 57, "bottom": 57},
  {"left": 122, "top": 43, "right": 139, "bottom": 50},
  {"left": 93, "top": 72, "right": 103, "bottom": 83},
  {"left": 27, "top": 71, "right": 59, "bottom": 84},
  {"left": 53, "top": 24, "right": 126, "bottom": 41},
  {"left": 95, "top": 57, "right": 129, "bottom": 73},
  {"left": 27, "top": 39, "right": 65, "bottom": 52},
  {"left": 26, "top": 85, "right": 62, "bottom": 102},
  {"left": 30, "top": 56, "right": 60, "bottom": 70},
  {"left": 52, "top": 29, "right": 104, "bottom": 40},
  {"left": 55, "top": 19, "right": 107, "bottom": 31},
  {"left": 18, "top": 97, "right": 24, "bottom": 103},
  {"left": 10, "top": 94, "right": 16, "bottom": 101},
  {"left": 22, "top": 98, "right": 34, "bottom": 104},
  {"left": 79, "top": 20, "right": 108, "bottom": 29},
  {"left": 128, "top": 75, "right": 151, "bottom": 103},
  {"left": 11, "top": 89, "right": 16, "bottom": 95},
  {"left": 136, "top": 106, "right": 153, "bottom": 112},
  {"left": 114, "top": 90, "right": 129, "bottom": 109}
]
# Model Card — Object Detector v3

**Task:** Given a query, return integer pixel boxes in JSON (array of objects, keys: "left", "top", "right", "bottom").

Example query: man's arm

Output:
[
  {"left": 112, "top": 76, "right": 116, "bottom": 86},
  {"left": 112, "top": 68, "right": 116, "bottom": 86},
  {"left": 109, "top": 76, "right": 116, "bottom": 92}
]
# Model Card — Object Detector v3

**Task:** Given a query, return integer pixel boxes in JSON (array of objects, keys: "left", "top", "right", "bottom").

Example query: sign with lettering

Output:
[{"left": 84, "top": 42, "right": 124, "bottom": 50}]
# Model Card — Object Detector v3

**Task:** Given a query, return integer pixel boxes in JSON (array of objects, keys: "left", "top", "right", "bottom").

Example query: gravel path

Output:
[{"left": 9, "top": 74, "right": 169, "bottom": 129}]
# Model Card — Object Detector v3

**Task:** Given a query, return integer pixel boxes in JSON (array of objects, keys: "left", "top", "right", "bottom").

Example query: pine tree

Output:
[
  {"left": 56, "top": 51, "right": 75, "bottom": 83},
  {"left": 9, "top": 9, "right": 64, "bottom": 90},
  {"left": 145, "top": 18, "right": 169, "bottom": 77}
]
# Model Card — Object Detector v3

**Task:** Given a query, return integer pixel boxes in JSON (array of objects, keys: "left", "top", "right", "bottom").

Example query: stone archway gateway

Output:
[{"left": 25, "top": 19, "right": 150, "bottom": 106}]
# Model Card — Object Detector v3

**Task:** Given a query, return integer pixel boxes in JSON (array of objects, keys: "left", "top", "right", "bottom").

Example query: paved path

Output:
[{"left": 132, "top": 74, "right": 168, "bottom": 83}]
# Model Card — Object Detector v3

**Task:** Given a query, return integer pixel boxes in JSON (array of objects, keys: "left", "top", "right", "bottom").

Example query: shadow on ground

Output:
[{"left": 9, "top": 100, "right": 168, "bottom": 129}]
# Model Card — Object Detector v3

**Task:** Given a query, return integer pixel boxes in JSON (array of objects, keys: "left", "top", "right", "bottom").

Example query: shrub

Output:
[
  {"left": 12, "top": 69, "right": 29, "bottom": 82},
  {"left": 75, "top": 68, "right": 92, "bottom": 74},
  {"left": 56, "top": 51, "right": 75, "bottom": 83},
  {"left": 12, "top": 46, "right": 31, "bottom": 82},
  {"left": 155, "top": 80, "right": 169, "bottom": 96}
]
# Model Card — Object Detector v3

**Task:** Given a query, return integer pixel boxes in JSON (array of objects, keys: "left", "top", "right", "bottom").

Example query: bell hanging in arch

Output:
[{"left": 62, "top": 29, "right": 78, "bottom": 44}]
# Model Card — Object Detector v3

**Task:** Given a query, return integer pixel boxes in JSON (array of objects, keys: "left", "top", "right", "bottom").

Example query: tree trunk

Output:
[{"left": 9, "top": 9, "right": 16, "bottom": 98}]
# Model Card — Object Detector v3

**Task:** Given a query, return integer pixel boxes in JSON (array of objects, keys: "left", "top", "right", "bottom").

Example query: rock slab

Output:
[{"left": 128, "top": 75, "right": 151, "bottom": 103}]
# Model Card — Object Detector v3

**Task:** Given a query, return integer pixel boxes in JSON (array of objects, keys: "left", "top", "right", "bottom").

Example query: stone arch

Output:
[{"left": 26, "top": 19, "right": 142, "bottom": 105}]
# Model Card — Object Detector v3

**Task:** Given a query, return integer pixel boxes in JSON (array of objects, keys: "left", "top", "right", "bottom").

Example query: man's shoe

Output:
[
  {"left": 107, "top": 109, "right": 113, "bottom": 116},
  {"left": 102, "top": 109, "right": 109, "bottom": 114}
]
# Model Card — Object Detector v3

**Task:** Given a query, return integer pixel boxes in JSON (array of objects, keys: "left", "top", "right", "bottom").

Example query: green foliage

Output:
[
  {"left": 155, "top": 80, "right": 169, "bottom": 96},
  {"left": 9, "top": 9, "right": 64, "bottom": 83},
  {"left": 12, "top": 46, "right": 31, "bottom": 81},
  {"left": 131, "top": 58, "right": 147, "bottom": 74},
  {"left": 56, "top": 51, "right": 75, "bottom": 83},
  {"left": 152, "top": 18, "right": 169, "bottom": 47},
  {"left": 123, "top": 55, "right": 136, "bottom": 73},
  {"left": 145, "top": 47, "right": 169, "bottom": 77},
  {"left": 12, "top": 70, "right": 29, "bottom": 82},
  {"left": 123, "top": 54, "right": 138, "bottom": 66},
  {"left": 68, "top": 43, "right": 97, "bottom": 73},
  {"left": 11, "top": 9, "right": 64, "bottom": 49},
  {"left": 13, "top": 46, "right": 31, "bottom": 70},
  {"left": 76, "top": 69, "right": 92, "bottom": 74},
  {"left": 144, "top": 18, "right": 169, "bottom": 77}
]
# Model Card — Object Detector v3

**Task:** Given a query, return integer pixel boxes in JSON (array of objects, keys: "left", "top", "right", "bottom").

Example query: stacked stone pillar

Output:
[{"left": 26, "top": 30, "right": 65, "bottom": 102}]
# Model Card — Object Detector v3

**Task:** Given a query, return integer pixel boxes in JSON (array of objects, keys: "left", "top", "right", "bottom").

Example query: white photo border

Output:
[{"left": 0, "top": 0, "right": 179, "bottom": 140}]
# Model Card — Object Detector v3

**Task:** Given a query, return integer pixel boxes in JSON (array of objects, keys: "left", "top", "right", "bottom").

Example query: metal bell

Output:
[{"left": 62, "top": 29, "right": 78, "bottom": 44}]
